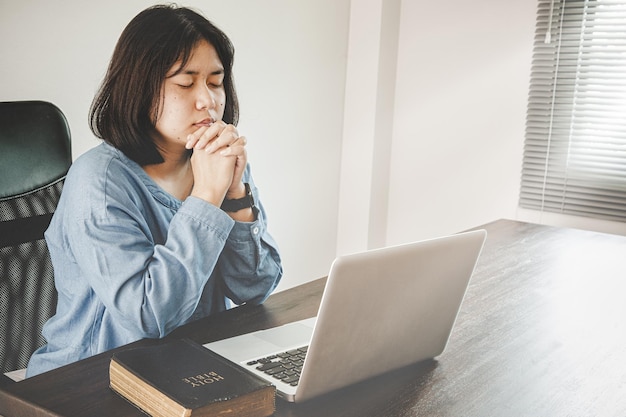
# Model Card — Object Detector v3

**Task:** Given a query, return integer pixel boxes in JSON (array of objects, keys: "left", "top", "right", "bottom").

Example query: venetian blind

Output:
[{"left": 520, "top": 0, "right": 626, "bottom": 221}]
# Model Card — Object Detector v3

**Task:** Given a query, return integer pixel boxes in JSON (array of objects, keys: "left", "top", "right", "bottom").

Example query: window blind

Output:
[{"left": 520, "top": 0, "right": 626, "bottom": 222}]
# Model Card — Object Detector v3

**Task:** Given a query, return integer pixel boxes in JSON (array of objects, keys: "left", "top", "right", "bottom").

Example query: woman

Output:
[{"left": 27, "top": 4, "right": 282, "bottom": 377}]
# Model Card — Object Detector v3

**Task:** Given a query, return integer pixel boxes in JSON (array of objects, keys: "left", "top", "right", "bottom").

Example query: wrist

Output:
[
  {"left": 225, "top": 182, "right": 246, "bottom": 200},
  {"left": 189, "top": 189, "right": 223, "bottom": 207},
  {"left": 221, "top": 183, "right": 256, "bottom": 214}
]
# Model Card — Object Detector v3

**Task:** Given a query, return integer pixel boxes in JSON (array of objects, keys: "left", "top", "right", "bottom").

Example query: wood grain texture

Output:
[{"left": 2, "top": 219, "right": 625, "bottom": 417}]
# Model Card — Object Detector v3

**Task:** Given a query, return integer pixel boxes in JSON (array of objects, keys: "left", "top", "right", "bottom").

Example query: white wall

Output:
[
  {"left": 385, "top": 0, "right": 537, "bottom": 244},
  {"left": 336, "top": 0, "right": 538, "bottom": 250},
  {"left": 336, "top": 0, "right": 401, "bottom": 255}
]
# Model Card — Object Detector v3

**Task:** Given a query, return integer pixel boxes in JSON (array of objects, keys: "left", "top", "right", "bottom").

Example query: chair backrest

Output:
[{"left": 0, "top": 101, "right": 72, "bottom": 374}]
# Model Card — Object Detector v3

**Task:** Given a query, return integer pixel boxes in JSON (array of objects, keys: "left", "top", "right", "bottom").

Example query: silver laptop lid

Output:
[{"left": 296, "top": 229, "right": 486, "bottom": 401}]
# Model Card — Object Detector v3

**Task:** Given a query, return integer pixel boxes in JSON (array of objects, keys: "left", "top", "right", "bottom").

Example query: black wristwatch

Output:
[{"left": 220, "top": 183, "right": 256, "bottom": 212}]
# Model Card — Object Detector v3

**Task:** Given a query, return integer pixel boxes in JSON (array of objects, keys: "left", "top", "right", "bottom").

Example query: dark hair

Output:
[{"left": 89, "top": 4, "right": 239, "bottom": 165}]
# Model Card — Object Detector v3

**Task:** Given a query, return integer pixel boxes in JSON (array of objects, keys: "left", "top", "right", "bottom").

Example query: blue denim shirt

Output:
[{"left": 26, "top": 142, "right": 282, "bottom": 377}]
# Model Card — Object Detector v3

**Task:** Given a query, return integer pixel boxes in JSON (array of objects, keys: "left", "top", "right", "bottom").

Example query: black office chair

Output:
[{"left": 0, "top": 101, "right": 72, "bottom": 383}]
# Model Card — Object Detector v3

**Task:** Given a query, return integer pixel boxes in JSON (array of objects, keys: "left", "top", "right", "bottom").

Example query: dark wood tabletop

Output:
[{"left": 2, "top": 219, "right": 626, "bottom": 417}]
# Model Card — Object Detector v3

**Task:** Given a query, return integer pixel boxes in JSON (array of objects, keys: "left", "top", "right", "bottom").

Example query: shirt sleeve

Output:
[
  {"left": 67, "top": 193, "right": 236, "bottom": 339},
  {"left": 216, "top": 176, "right": 283, "bottom": 305}
]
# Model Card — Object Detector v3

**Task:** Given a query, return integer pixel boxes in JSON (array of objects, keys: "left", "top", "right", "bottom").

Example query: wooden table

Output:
[{"left": 2, "top": 219, "right": 626, "bottom": 416}]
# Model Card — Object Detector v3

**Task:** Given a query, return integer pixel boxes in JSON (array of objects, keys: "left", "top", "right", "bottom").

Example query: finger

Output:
[
  {"left": 205, "top": 124, "right": 239, "bottom": 153},
  {"left": 185, "top": 127, "right": 205, "bottom": 149},
  {"left": 195, "top": 121, "right": 229, "bottom": 150},
  {"left": 231, "top": 151, "right": 248, "bottom": 186},
  {"left": 219, "top": 136, "right": 247, "bottom": 156},
  {"left": 186, "top": 124, "right": 213, "bottom": 150}
]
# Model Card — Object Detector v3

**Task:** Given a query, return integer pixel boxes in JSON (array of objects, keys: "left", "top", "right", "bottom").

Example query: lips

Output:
[{"left": 194, "top": 117, "right": 214, "bottom": 127}]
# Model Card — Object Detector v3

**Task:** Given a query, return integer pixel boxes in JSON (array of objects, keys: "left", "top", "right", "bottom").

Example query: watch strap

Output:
[{"left": 220, "top": 183, "right": 255, "bottom": 212}]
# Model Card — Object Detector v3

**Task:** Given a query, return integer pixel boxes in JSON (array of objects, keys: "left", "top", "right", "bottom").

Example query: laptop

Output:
[{"left": 204, "top": 229, "right": 487, "bottom": 402}]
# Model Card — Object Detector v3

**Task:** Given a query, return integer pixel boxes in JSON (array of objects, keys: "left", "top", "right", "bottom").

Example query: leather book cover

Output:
[{"left": 110, "top": 339, "right": 275, "bottom": 417}]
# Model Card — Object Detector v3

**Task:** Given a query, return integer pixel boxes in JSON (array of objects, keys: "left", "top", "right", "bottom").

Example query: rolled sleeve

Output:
[{"left": 218, "top": 205, "right": 282, "bottom": 305}]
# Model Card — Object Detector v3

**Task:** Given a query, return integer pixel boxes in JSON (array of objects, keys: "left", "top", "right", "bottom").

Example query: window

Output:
[{"left": 520, "top": 0, "right": 626, "bottom": 221}]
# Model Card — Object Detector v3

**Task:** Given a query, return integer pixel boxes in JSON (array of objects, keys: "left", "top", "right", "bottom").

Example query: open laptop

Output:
[{"left": 204, "top": 229, "right": 486, "bottom": 402}]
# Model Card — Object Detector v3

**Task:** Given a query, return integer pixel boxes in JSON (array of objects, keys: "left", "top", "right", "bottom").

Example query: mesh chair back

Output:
[{"left": 0, "top": 101, "right": 71, "bottom": 373}]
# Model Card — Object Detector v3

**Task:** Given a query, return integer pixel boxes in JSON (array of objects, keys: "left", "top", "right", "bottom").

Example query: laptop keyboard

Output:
[{"left": 246, "top": 346, "right": 308, "bottom": 386}]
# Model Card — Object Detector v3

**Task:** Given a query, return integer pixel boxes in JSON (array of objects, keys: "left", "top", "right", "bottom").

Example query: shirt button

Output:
[{"left": 252, "top": 227, "right": 259, "bottom": 235}]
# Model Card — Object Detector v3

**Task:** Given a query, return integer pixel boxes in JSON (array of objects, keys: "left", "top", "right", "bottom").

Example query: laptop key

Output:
[
  {"left": 282, "top": 375, "right": 299, "bottom": 384},
  {"left": 257, "top": 361, "right": 283, "bottom": 372},
  {"left": 266, "top": 366, "right": 286, "bottom": 375}
]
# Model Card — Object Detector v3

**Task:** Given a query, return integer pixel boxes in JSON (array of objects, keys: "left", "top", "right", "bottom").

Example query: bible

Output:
[{"left": 109, "top": 339, "right": 275, "bottom": 417}]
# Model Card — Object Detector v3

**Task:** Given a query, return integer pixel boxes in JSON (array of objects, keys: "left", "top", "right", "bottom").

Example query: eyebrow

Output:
[
  {"left": 167, "top": 66, "right": 224, "bottom": 79},
  {"left": 180, "top": 68, "right": 224, "bottom": 76}
]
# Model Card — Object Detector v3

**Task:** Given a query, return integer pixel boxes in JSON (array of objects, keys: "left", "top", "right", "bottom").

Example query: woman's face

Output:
[{"left": 154, "top": 40, "right": 226, "bottom": 149}]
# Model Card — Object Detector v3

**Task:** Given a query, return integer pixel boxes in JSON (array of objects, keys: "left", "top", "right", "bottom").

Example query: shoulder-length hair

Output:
[{"left": 89, "top": 4, "right": 239, "bottom": 165}]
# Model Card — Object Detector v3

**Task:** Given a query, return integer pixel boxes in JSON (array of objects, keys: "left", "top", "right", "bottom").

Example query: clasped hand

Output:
[{"left": 186, "top": 121, "right": 248, "bottom": 206}]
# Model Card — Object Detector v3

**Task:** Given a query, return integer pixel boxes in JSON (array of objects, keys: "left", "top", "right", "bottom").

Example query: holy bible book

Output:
[{"left": 109, "top": 339, "right": 275, "bottom": 417}]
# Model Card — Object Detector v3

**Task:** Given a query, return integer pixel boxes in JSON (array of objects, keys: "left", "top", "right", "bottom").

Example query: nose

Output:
[{"left": 196, "top": 84, "right": 217, "bottom": 111}]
